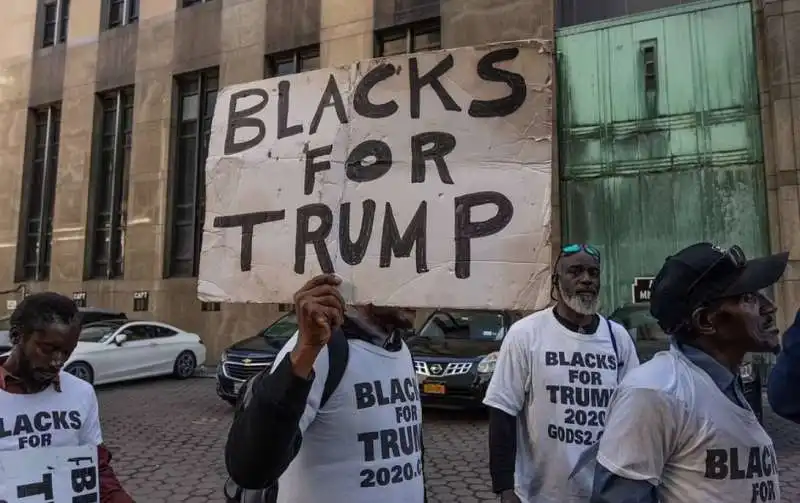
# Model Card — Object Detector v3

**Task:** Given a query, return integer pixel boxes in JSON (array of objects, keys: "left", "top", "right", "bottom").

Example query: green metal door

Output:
[{"left": 556, "top": 0, "right": 768, "bottom": 314}]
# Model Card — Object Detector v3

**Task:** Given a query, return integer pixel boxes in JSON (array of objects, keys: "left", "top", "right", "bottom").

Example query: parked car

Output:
[
  {"left": 216, "top": 312, "right": 299, "bottom": 404},
  {"left": 0, "top": 316, "right": 10, "bottom": 352},
  {"left": 0, "top": 307, "right": 127, "bottom": 353},
  {"left": 409, "top": 309, "right": 522, "bottom": 409},
  {"left": 609, "top": 303, "right": 764, "bottom": 422},
  {"left": 63, "top": 319, "right": 206, "bottom": 385}
]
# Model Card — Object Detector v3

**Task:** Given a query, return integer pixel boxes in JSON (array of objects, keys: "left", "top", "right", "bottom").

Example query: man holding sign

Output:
[
  {"left": 483, "top": 245, "right": 639, "bottom": 502},
  {"left": 0, "top": 293, "right": 133, "bottom": 503},
  {"left": 225, "top": 274, "right": 426, "bottom": 503}
]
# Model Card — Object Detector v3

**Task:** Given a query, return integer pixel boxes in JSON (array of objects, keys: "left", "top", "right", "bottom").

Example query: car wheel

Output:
[
  {"left": 65, "top": 362, "right": 94, "bottom": 384},
  {"left": 174, "top": 351, "right": 197, "bottom": 379}
]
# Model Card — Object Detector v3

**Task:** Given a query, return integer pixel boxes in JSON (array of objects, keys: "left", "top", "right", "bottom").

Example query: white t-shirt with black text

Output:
[
  {"left": 483, "top": 307, "right": 639, "bottom": 503},
  {"left": 0, "top": 371, "right": 103, "bottom": 452},
  {"left": 597, "top": 346, "right": 780, "bottom": 503},
  {"left": 272, "top": 336, "right": 425, "bottom": 503}
]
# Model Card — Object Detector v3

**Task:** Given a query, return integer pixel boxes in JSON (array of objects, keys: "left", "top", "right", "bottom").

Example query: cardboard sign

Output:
[
  {"left": 0, "top": 445, "right": 99, "bottom": 502},
  {"left": 199, "top": 40, "right": 553, "bottom": 310}
]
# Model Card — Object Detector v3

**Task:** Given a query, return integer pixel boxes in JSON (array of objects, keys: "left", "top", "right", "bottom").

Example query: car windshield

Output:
[
  {"left": 0, "top": 317, "right": 9, "bottom": 331},
  {"left": 610, "top": 304, "right": 670, "bottom": 361},
  {"left": 79, "top": 325, "right": 117, "bottom": 343},
  {"left": 418, "top": 311, "right": 506, "bottom": 341},
  {"left": 259, "top": 313, "right": 298, "bottom": 338}
]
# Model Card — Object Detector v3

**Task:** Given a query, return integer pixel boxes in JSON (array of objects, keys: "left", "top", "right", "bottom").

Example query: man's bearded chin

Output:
[
  {"left": 14, "top": 352, "right": 58, "bottom": 385},
  {"left": 559, "top": 283, "right": 599, "bottom": 316}
]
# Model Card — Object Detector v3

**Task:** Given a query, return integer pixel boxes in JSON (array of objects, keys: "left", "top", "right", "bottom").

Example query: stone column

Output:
[
  {"left": 49, "top": 0, "right": 102, "bottom": 287},
  {"left": 220, "top": 0, "right": 267, "bottom": 86},
  {"left": 0, "top": 1, "right": 36, "bottom": 289},
  {"left": 320, "top": 0, "right": 374, "bottom": 67},
  {"left": 125, "top": 0, "right": 178, "bottom": 282},
  {"left": 755, "top": 0, "right": 800, "bottom": 327}
]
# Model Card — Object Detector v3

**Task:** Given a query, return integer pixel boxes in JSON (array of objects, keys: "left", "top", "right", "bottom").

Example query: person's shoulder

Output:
[
  {"left": 605, "top": 318, "right": 637, "bottom": 350},
  {"left": 510, "top": 308, "right": 555, "bottom": 334},
  {"left": 58, "top": 372, "right": 97, "bottom": 397},
  {"left": 617, "top": 351, "right": 682, "bottom": 393}
]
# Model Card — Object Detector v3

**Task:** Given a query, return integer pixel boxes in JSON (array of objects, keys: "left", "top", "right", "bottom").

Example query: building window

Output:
[
  {"left": 167, "top": 69, "right": 218, "bottom": 278},
  {"left": 182, "top": 0, "right": 213, "bottom": 6},
  {"left": 375, "top": 20, "right": 441, "bottom": 57},
  {"left": 106, "top": 0, "right": 139, "bottom": 29},
  {"left": 201, "top": 301, "right": 221, "bottom": 312},
  {"left": 42, "top": 0, "right": 70, "bottom": 47},
  {"left": 19, "top": 104, "right": 61, "bottom": 282},
  {"left": 87, "top": 87, "right": 134, "bottom": 280},
  {"left": 265, "top": 46, "right": 321, "bottom": 78}
]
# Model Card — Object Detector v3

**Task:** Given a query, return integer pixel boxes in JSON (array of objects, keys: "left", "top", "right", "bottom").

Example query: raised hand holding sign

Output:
[{"left": 290, "top": 274, "right": 346, "bottom": 378}]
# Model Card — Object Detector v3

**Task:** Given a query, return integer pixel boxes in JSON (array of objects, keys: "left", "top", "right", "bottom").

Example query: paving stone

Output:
[{"left": 95, "top": 379, "right": 800, "bottom": 502}]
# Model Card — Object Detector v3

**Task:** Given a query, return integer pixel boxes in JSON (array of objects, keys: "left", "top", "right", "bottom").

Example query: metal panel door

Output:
[{"left": 556, "top": 0, "right": 768, "bottom": 313}]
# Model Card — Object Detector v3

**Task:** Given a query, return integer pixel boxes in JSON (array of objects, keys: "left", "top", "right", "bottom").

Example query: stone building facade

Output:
[
  {"left": 0, "top": 0, "right": 553, "bottom": 360},
  {"left": 0, "top": 0, "right": 797, "bottom": 361}
]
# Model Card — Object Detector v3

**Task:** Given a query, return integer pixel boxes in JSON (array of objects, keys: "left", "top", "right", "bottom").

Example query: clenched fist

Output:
[{"left": 290, "top": 274, "right": 346, "bottom": 378}]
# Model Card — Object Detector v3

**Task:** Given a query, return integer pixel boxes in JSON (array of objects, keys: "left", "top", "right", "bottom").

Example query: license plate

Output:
[
  {"left": 423, "top": 383, "right": 446, "bottom": 395},
  {"left": 233, "top": 381, "right": 242, "bottom": 395}
]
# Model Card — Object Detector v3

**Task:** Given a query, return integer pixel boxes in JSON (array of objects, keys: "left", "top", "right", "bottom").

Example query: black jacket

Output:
[{"left": 225, "top": 319, "right": 428, "bottom": 501}]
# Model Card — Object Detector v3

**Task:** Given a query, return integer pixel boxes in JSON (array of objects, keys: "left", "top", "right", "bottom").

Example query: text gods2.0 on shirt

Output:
[
  {"left": 705, "top": 446, "right": 779, "bottom": 502},
  {"left": 544, "top": 351, "right": 617, "bottom": 446},
  {"left": 0, "top": 410, "right": 83, "bottom": 449},
  {"left": 354, "top": 377, "right": 423, "bottom": 489}
]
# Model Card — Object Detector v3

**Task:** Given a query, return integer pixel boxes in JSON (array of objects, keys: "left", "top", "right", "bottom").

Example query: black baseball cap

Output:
[{"left": 650, "top": 242, "right": 788, "bottom": 332}]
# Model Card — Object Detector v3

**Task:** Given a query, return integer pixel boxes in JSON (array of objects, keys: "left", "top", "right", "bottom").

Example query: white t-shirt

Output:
[
  {"left": 0, "top": 372, "right": 103, "bottom": 451},
  {"left": 272, "top": 336, "right": 425, "bottom": 503},
  {"left": 483, "top": 307, "right": 639, "bottom": 503},
  {"left": 597, "top": 346, "right": 780, "bottom": 503}
]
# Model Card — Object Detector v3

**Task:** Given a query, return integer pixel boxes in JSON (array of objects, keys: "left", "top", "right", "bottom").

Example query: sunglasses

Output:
[
  {"left": 686, "top": 245, "right": 746, "bottom": 296},
  {"left": 560, "top": 244, "right": 601, "bottom": 261}
]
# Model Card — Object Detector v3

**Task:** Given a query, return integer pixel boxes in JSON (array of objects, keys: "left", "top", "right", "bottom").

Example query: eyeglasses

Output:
[
  {"left": 560, "top": 244, "right": 601, "bottom": 261},
  {"left": 686, "top": 245, "right": 746, "bottom": 297}
]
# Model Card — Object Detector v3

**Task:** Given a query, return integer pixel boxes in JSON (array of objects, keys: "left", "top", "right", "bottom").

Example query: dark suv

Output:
[
  {"left": 409, "top": 310, "right": 522, "bottom": 409},
  {"left": 609, "top": 303, "right": 764, "bottom": 422},
  {"left": 216, "top": 312, "right": 298, "bottom": 404}
]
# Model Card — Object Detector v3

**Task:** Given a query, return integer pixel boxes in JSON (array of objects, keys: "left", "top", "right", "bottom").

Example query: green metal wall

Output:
[{"left": 556, "top": 0, "right": 769, "bottom": 314}]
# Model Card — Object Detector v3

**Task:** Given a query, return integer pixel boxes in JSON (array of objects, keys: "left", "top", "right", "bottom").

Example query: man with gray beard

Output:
[{"left": 483, "top": 244, "right": 640, "bottom": 503}]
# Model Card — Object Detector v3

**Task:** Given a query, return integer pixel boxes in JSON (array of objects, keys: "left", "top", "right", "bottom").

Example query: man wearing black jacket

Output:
[
  {"left": 225, "top": 274, "right": 427, "bottom": 503},
  {"left": 767, "top": 307, "right": 800, "bottom": 424}
]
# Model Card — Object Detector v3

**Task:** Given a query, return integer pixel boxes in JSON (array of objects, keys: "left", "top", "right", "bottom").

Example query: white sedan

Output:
[{"left": 64, "top": 320, "right": 207, "bottom": 385}]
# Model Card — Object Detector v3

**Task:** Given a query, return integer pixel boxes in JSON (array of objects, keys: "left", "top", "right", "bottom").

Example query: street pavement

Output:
[{"left": 98, "top": 377, "right": 800, "bottom": 503}]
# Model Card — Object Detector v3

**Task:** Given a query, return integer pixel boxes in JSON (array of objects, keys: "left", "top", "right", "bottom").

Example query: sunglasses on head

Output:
[
  {"left": 560, "top": 244, "right": 601, "bottom": 261},
  {"left": 686, "top": 245, "right": 746, "bottom": 296}
]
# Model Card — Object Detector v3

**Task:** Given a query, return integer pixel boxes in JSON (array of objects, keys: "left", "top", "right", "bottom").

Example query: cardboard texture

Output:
[
  {"left": 0, "top": 445, "right": 99, "bottom": 502},
  {"left": 199, "top": 40, "right": 552, "bottom": 310}
]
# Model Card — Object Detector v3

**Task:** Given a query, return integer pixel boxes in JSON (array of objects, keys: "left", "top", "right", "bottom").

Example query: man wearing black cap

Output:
[{"left": 590, "top": 243, "right": 787, "bottom": 503}]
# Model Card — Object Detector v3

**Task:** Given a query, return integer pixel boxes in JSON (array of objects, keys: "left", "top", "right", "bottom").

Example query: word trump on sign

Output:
[
  {"left": 199, "top": 40, "right": 553, "bottom": 310},
  {"left": 0, "top": 445, "right": 98, "bottom": 503}
]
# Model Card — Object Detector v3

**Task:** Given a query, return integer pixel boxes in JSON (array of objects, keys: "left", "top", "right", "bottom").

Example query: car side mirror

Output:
[{"left": 114, "top": 333, "right": 127, "bottom": 346}]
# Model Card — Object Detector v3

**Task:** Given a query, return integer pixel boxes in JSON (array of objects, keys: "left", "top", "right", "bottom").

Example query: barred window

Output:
[
  {"left": 18, "top": 104, "right": 61, "bottom": 281},
  {"left": 87, "top": 87, "right": 134, "bottom": 279},
  {"left": 166, "top": 68, "right": 219, "bottom": 277}
]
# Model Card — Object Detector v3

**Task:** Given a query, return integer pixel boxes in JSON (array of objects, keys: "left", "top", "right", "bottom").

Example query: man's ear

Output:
[{"left": 691, "top": 307, "right": 715, "bottom": 335}]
